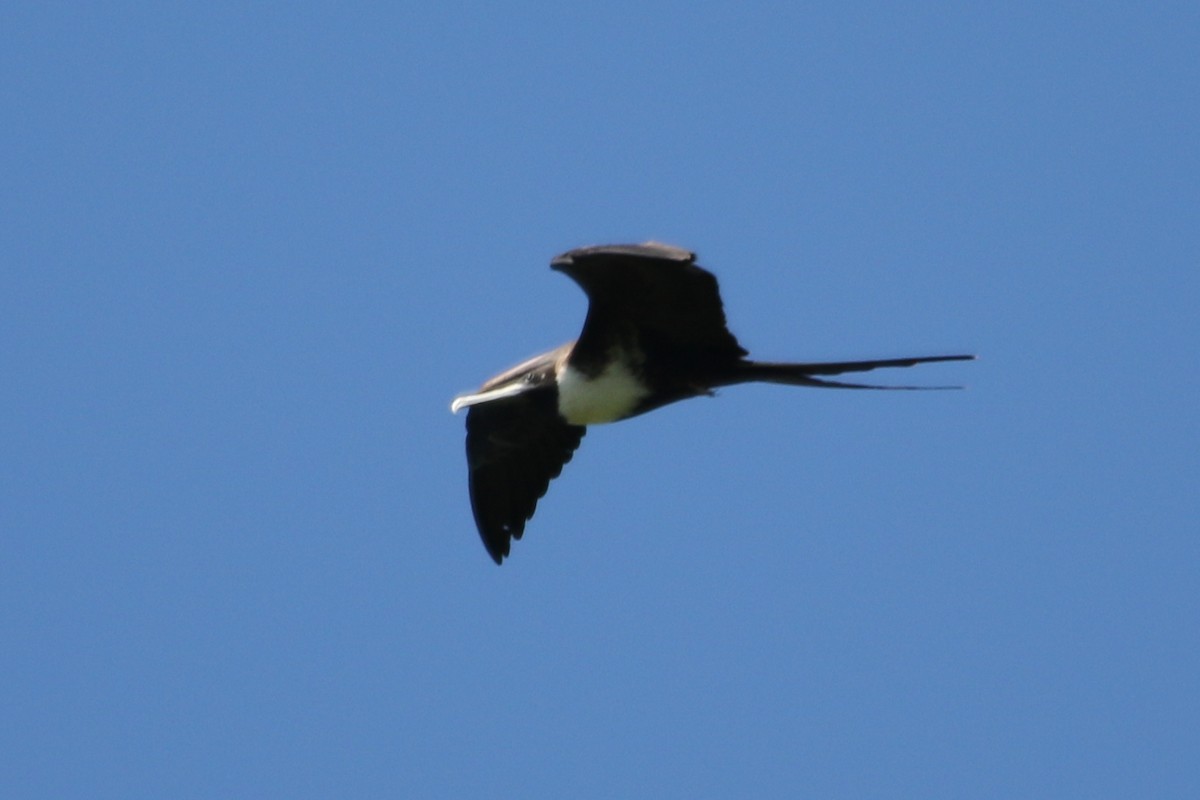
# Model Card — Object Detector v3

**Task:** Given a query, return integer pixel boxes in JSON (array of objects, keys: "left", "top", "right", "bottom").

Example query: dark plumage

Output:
[{"left": 452, "top": 243, "right": 973, "bottom": 564}]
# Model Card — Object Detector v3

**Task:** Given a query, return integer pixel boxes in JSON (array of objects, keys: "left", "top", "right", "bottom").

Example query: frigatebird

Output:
[{"left": 451, "top": 242, "right": 973, "bottom": 564}]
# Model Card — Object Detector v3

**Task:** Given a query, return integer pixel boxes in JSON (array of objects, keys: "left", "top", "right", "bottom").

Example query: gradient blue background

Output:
[{"left": 3, "top": 3, "right": 1197, "bottom": 798}]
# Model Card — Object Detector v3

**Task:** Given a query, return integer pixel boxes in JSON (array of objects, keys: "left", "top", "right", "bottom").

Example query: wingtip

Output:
[
  {"left": 551, "top": 242, "right": 696, "bottom": 269},
  {"left": 482, "top": 536, "right": 508, "bottom": 565}
]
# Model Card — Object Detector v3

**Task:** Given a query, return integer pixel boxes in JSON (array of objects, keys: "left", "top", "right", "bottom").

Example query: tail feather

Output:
[{"left": 728, "top": 354, "right": 975, "bottom": 390}]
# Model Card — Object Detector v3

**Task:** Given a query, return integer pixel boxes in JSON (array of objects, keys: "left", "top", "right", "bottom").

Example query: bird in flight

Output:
[{"left": 451, "top": 242, "right": 973, "bottom": 564}]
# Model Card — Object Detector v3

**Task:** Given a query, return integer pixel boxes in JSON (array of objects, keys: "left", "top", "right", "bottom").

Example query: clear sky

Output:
[{"left": 2, "top": 3, "right": 1197, "bottom": 798}]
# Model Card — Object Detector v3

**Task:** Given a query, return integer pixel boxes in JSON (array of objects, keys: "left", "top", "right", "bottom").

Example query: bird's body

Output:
[
  {"left": 452, "top": 243, "right": 973, "bottom": 564},
  {"left": 556, "top": 356, "right": 649, "bottom": 425}
]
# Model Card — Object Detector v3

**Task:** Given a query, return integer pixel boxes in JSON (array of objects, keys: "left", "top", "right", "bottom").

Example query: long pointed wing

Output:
[
  {"left": 464, "top": 389, "right": 586, "bottom": 564},
  {"left": 550, "top": 243, "right": 748, "bottom": 365}
]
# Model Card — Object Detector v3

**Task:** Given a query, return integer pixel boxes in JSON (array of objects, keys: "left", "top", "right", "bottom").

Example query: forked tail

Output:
[{"left": 727, "top": 354, "right": 975, "bottom": 390}]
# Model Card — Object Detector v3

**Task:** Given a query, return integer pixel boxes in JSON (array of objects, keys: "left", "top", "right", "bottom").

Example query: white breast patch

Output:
[{"left": 557, "top": 360, "right": 649, "bottom": 425}]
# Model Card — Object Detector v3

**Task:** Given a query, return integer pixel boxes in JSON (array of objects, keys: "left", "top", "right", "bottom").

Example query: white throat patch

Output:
[{"left": 557, "top": 359, "right": 649, "bottom": 425}]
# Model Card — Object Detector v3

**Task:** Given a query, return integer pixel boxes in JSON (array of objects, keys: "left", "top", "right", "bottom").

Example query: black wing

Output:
[
  {"left": 550, "top": 242, "right": 748, "bottom": 366},
  {"left": 464, "top": 387, "right": 586, "bottom": 564}
]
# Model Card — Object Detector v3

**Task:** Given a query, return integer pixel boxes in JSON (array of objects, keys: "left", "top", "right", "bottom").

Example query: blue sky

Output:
[{"left": 2, "top": 3, "right": 1197, "bottom": 798}]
